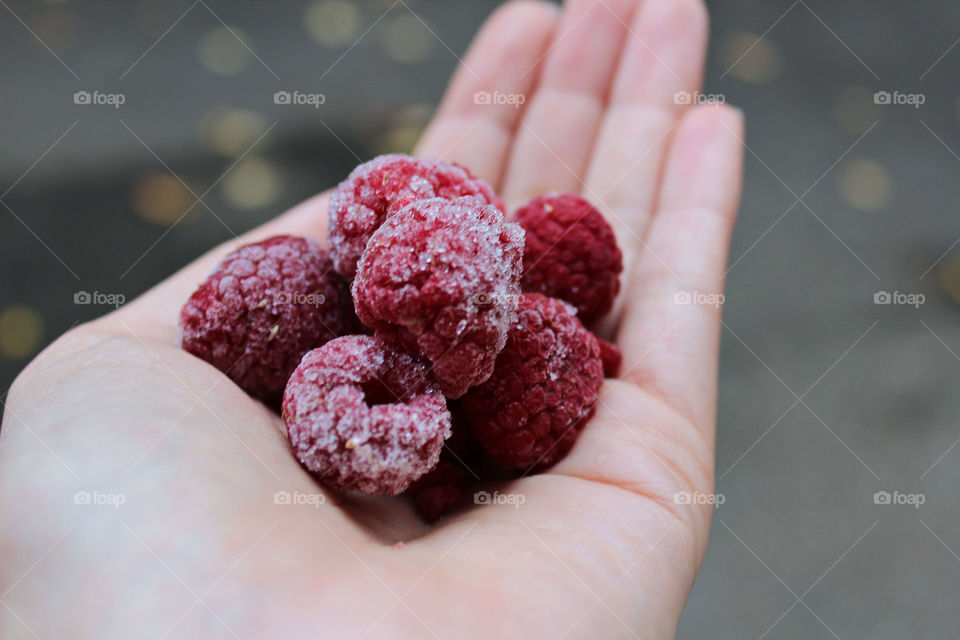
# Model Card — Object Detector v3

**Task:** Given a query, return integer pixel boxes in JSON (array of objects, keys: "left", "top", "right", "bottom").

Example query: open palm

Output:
[{"left": 0, "top": 0, "right": 743, "bottom": 638}]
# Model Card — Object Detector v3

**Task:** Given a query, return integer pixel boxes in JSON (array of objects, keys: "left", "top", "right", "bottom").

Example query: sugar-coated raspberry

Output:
[
  {"left": 407, "top": 461, "right": 470, "bottom": 522},
  {"left": 179, "top": 235, "right": 356, "bottom": 404},
  {"left": 353, "top": 196, "right": 525, "bottom": 399},
  {"left": 282, "top": 335, "right": 451, "bottom": 496},
  {"left": 515, "top": 193, "right": 623, "bottom": 323},
  {"left": 598, "top": 338, "right": 622, "bottom": 378},
  {"left": 329, "top": 154, "right": 502, "bottom": 278},
  {"left": 463, "top": 294, "right": 604, "bottom": 470}
]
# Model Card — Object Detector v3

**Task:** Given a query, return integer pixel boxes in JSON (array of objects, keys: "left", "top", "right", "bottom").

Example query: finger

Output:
[
  {"left": 584, "top": 0, "right": 708, "bottom": 282},
  {"left": 500, "top": 0, "right": 641, "bottom": 211},
  {"left": 415, "top": 0, "right": 559, "bottom": 188},
  {"left": 617, "top": 104, "right": 745, "bottom": 431}
]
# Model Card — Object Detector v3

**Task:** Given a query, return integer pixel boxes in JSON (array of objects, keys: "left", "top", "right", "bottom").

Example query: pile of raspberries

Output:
[{"left": 179, "top": 153, "right": 623, "bottom": 520}]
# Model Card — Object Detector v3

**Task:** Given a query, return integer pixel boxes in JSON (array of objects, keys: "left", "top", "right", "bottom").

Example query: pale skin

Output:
[{"left": 0, "top": 0, "right": 743, "bottom": 638}]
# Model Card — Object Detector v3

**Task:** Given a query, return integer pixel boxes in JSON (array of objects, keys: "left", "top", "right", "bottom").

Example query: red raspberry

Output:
[
  {"left": 353, "top": 196, "right": 525, "bottom": 399},
  {"left": 179, "top": 235, "right": 356, "bottom": 404},
  {"left": 407, "top": 461, "right": 470, "bottom": 522},
  {"left": 515, "top": 193, "right": 623, "bottom": 323},
  {"left": 598, "top": 338, "right": 622, "bottom": 378},
  {"left": 444, "top": 400, "right": 480, "bottom": 464},
  {"left": 462, "top": 294, "right": 604, "bottom": 470},
  {"left": 282, "top": 335, "right": 451, "bottom": 495},
  {"left": 329, "top": 154, "right": 502, "bottom": 278}
]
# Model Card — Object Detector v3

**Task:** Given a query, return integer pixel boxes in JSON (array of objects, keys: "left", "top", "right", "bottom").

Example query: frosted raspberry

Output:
[
  {"left": 598, "top": 338, "right": 622, "bottom": 378},
  {"left": 179, "top": 235, "right": 356, "bottom": 404},
  {"left": 329, "top": 154, "right": 502, "bottom": 278},
  {"left": 353, "top": 196, "right": 525, "bottom": 398},
  {"left": 516, "top": 193, "right": 623, "bottom": 323},
  {"left": 282, "top": 335, "right": 451, "bottom": 495},
  {"left": 463, "top": 294, "right": 604, "bottom": 470},
  {"left": 407, "top": 461, "right": 470, "bottom": 522}
]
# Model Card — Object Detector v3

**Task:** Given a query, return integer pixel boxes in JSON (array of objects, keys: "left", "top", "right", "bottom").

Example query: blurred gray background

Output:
[{"left": 2, "top": 0, "right": 959, "bottom": 637}]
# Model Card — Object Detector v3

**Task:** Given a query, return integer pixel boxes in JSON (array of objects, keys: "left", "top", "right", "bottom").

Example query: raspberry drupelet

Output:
[
  {"left": 328, "top": 154, "right": 502, "bottom": 278},
  {"left": 462, "top": 294, "right": 604, "bottom": 470},
  {"left": 179, "top": 235, "right": 356, "bottom": 405},
  {"left": 352, "top": 196, "right": 525, "bottom": 399},
  {"left": 282, "top": 335, "right": 451, "bottom": 495},
  {"left": 515, "top": 192, "right": 623, "bottom": 323}
]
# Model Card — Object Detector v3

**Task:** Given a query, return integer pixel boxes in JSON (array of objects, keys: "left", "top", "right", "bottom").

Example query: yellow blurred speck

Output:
[
  {"left": 376, "top": 126, "right": 422, "bottom": 154},
  {"left": 131, "top": 172, "right": 196, "bottom": 226},
  {"left": 221, "top": 156, "right": 280, "bottom": 210},
  {"left": 837, "top": 158, "right": 892, "bottom": 213},
  {"left": 304, "top": 0, "right": 362, "bottom": 48},
  {"left": 375, "top": 103, "right": 434, "bottom": 153},
  {"left": 197, "top": 26, "right": 251, "bottom": 76},
  {"left": 719, "top": 31, "right": 781, "bottom": 84},
  {"left": 379, "top": 14, "right": 434, "bottom": 65},
  {"left": 0, "top": 305, "right": 44, "bottom": 360},
  {"left": 937, "top": 255, "right": 960, "bottom": 304},
  {"left": 835, "top": 85, "right": 881, "bottom": 135},
  {"left": 30, "top": 9, "right": 77, "bottom": 55},
  {"left": 197, "top": 107, "right": 268, "bottom": 156},
  {"left": 395, "top": 103, "right": 433, "bottom": 127}
]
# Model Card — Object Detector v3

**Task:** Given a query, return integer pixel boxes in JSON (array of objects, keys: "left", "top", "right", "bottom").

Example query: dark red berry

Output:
[
  {"left": 179, "top": 235, "right": 356, "bottom": 405},
  {"left": 516, "top": 193, "right": 622, "bottom": 323},
  {"left": 463, "top": 294, "right": 604, "bottom": 470}
]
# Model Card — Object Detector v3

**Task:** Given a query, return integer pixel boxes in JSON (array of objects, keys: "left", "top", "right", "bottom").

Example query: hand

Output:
[{"left": 0, "top": 0, "right": 743, "bottom": 638}]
